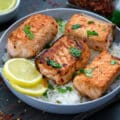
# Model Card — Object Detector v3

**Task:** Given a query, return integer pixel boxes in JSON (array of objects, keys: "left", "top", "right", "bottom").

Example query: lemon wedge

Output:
[
  {"left": 10, "top": 79, "right": 48, "bottom": 97},
  {"left": 3, "top": 58, "right": 42, "bottom": 87},
  {"left": 0, "top": 0, "right": 16, "bottom": 12}
]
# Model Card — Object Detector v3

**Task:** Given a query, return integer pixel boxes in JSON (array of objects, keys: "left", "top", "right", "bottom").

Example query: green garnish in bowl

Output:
[
  {"left": 71, "top": 24, "right": 81, "bottom": 30},
  {"left": 56, "top": 18, "right": 66, "bottom": 33},
  {"left": 47, "top": 58, "right": 62, "bottom": 68},
  {"left": 87, "top": 30, "right": 98, "bottom": 37},
  {"left": 69, "top": 47, "right": 82, "bottom": 58},
  {"left": 23, "top": 25, "right": 34, "bottom": 40},
  {"left": 110, "top": 60, "right": 118, "bottom": 65},
  {"left": 88, "top": 20, "right": 94, "bottom": 24}
]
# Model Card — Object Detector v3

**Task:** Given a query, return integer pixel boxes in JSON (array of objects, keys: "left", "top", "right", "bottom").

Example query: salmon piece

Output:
[
  {"left": 7, "top": 14, "right": 58, "bottom": 58},
  {"left": 73, "top": 51, "right": 120, "bottom": 99},
  {"left": 35, "top": 36, "right": 90, "bottom": 85},
  {"left": 65, "top": 14, "right": 115, "bottom": 51}
]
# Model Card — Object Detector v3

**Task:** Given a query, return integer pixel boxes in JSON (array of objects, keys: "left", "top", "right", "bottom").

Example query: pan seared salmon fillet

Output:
[
  {"left": 73, "top": 51, "right": 120, "bottom": 99},
  {"left": 65, "top": 14, "right": 115, "bottom": 51},
  {"left": 7, "top": 14, "right": 58, "bottom": 58},
  {"left": 35, "top": 36, "right": 90, "bottom": 85}
]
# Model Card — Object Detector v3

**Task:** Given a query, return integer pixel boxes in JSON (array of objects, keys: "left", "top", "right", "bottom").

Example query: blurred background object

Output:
[
  {"left": 68, "top": 0, "right": 114, "bottom": 16},
  {"left": 67, "top": 0, "right": 120, "bottom": 27},
  {"left": 0, "top": 0, "right": 20, "bottom": 23}
]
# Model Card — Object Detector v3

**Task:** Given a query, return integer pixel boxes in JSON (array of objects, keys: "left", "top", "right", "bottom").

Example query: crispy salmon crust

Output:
[
  {"left": 35, "top": 36, "right": 90, "bottom": 85},
  {"left": 73, "top": 51, "right": 120, "bottom": 99},
  {"left": 7, "top": 14, "right": 58, "bottom": 58},
  {"left": 65, "top": 14, "right": 115, "bottom": 51}
]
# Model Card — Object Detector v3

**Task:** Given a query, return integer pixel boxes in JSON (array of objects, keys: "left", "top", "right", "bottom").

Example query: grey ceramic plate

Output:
[{"left": 0, "top": 8, "right": 120, "bottom": 114}]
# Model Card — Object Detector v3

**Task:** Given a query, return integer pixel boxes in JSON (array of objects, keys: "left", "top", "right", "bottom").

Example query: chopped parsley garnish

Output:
[
  {"left": 73, "top": 71, "right": 81, "bottom": 77},
  {"left": 71, "top": 24, "right": 81, "bottom": 30},
  {"left": 83, "top": 69, "right": 94, "bottom": 77},
  {"left": 57, "top": 87, "right": 67, "bottom": 93},
  {"left": 56, "top": 18, "right": 66, "bottom": 33},
  {"left": 87, "top": 30, "right": 98, "bottom": 37},
  {"left": 47, "top": 59, "right": 62, "bottom": 68},
  {"left": 110, "top": 60, "right": 118, "bottom": 65},
  {"left": 43, "top": 90, "right": 48, "bottom": 98},
  {"left": 48, "top": 83, "right": 54, "bottom": 90},
  {"left": 56, "top": 100, "right": 61, "bottom": 104},
  {"left": 23, "top": 25, "right": 34, "bottom": 40},
  {"left": 57, "top": 86, "right": 72, "bottom": 93},
  {"left": 109, "top": 10, "right": 120, "bottom": 26},
  {"left": 69, "top": 47, "right": 82, "bottom": 58},
  {"left": 88, "top": 21, "right": 94, "bottom": 24},
  {"left": 66, "top": 86, "right": 72, "bottom": 92},
  {"left": 74, "top": 68, "right": 95, "bottom": 77}
]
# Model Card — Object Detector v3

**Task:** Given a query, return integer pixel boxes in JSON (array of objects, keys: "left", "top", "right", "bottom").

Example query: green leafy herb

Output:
[
  {"left": 56, "top": 100, "right": 61, "bottom": 104},
  {"left": 48, "top": 84, "right": 54, "bottom": 90},
  {"left": 110, "top": 60, "right": 118, "bottom": 65},
  {"left": 23, "top": 25, "right": 34, "bottom": 40},
  {"left": 88, "top": 21, "right": 94, "bottom": 24},
  {"left": 69, "top": 47, "right": 82, "bottom": 58},
  {"left": 74, "top": 68, "right": 95, "bottom": 77},
  {"left": 84, "top": 69, "right": 94, "bottom": 77},
  {"left": 73, "top": 68, "right": 84, "bottom": 77},
  {"left": 57, "top": 86, "right": 72, "bottom": 93},
  {"left": 57, "top": 87, "right": 67, "bottom": 93},
  {"left": 47, "top": 59, "right": 62, "bottom": 68},
  {"left": 73, "top": 71, "right": 80, "bottom": 77},
  {"left": 43, "top": 90, "right": 48, "bottom": 98},
  {"left": 71, "top": 24, "right": 81, "bottom": 30},
  {"left": 87, "top": 30, "right": 98, "bottom": 37},
  {"left": 66, "top": 86, "right": 72, "bottom": 92},
  {"left": 56, "top": 18, "right": 66, "bottom": 33},
  {"left": 109, "top": 10, "right": 120, "bottom": 26}
]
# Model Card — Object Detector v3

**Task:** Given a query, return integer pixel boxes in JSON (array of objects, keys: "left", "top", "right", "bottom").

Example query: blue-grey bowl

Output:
[{"left": 0, "top": 8, "right": 120, "bottom": 114}]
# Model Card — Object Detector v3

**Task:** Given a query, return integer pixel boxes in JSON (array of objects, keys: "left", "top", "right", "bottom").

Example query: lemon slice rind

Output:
[
  {"left": 3, "top": 58, "right": 42, "bottom": 87},
  {"left": 10, "top": 80, "right": 48, "bottom": 97}
]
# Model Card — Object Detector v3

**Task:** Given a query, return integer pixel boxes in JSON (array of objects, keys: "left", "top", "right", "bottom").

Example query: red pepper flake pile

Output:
[
  {"left": 0, "top": 111, "right": 14, "bottom": 120},
  {"left": 0, "top": 111, "right": 22, "bottom": 120}
]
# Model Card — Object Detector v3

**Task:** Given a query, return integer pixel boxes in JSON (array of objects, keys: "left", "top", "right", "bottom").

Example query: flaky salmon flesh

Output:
[
  {"left": 73, "top": 51, "right": 120, "bottom": 99},
  {"left": 35, "top": 36, "right": 90, "bottom": 85},
  {"left": 7, "top": 14, "right": 58, "bottom": 58},
  {"left": 65, "top": 14, "right": 115, "bottom": 51}
]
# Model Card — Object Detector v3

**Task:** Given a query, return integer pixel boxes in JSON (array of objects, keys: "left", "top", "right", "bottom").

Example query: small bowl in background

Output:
[{"left": 0, "top": 0, "right": 21, "bottom": 23}]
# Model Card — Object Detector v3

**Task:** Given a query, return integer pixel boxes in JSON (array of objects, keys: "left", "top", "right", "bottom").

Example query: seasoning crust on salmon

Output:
[
  {"left": 73, "top": 51, "right": 120, "bottom": 99},
  {"left": 7, "top": 14, "right": 58, "bottom": 58},
  {"left": 65, "top": 14, "right": 115, "bottom": 51},
  {"left": 35, "top": 36, "right": 90, "bottom": 85}
]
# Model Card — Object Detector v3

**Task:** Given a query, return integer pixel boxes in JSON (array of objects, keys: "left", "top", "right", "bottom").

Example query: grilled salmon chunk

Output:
[
  {"left": 35, "top": 36, "right": 90, "bottom": 85},
  {"left": 7, "top": 14, "right": 58, "bottom": 58},
  {"left": 73, "top": 51, "right": 120, "bottom": 99},
  {"left": 65, "top": 14, "right": 115, "bottom": 51}
]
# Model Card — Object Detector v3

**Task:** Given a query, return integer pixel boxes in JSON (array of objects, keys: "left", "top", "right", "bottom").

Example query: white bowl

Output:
[{"left": 0, "top": 0, "right": 21, "bottom": 23}]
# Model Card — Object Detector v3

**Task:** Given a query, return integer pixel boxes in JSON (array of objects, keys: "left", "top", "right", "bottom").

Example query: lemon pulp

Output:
[
  {"left": 3, "top": 58, "right": 42, "bottom": 87},
  {"left": 3, "top": 58, "right": 48, "bottom": 97},
  {"left": 8, "top": 59, "right": 40, "bottom": 81},
  {"left": 0, "top": 0, "right": 16, "bottom": 12}
]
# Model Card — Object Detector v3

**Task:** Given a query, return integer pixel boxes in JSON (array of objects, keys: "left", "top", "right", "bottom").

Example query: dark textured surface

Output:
[{"left": 0, "top": 0, "right": 120, "bottom": 120}]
